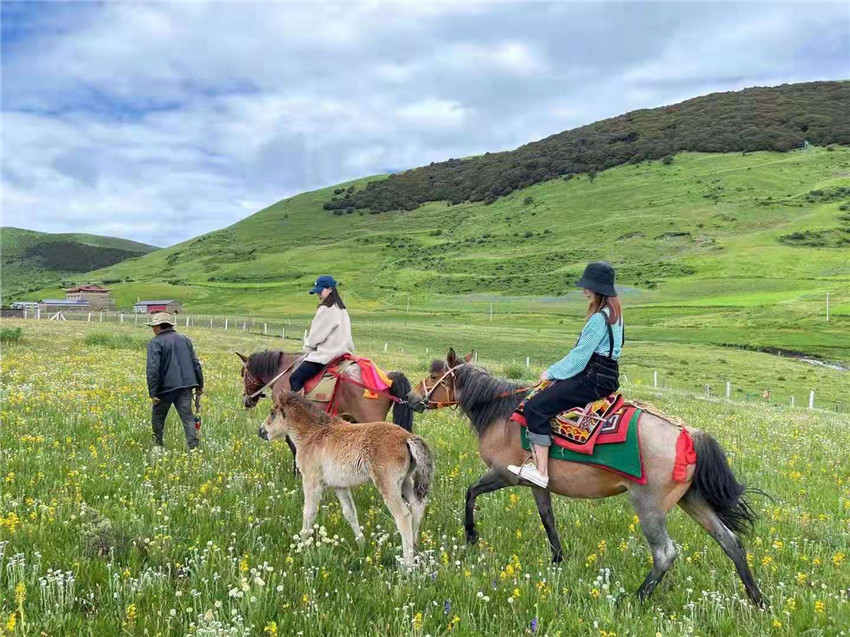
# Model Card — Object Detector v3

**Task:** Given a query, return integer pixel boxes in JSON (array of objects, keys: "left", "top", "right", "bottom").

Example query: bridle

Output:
[
  {"left": 416, "top": 363, "right": 466, "bottom": 409},
  {"left": 416, "top": 362, "right": 536, "bottom": 411},
  {"left": 241, "top": 354, "right": 304, "bottom": 404}
]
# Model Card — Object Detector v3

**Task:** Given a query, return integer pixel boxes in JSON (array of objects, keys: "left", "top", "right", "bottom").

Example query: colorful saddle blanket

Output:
[
  {"left": 303, "top": 355, "right": 393, "bottom": 406},
  {"left": 510, "top": 382, "right": 628, "bottom": 455},
  {"left": 511, "top": 382, "right": 645, "bottom": 483}
]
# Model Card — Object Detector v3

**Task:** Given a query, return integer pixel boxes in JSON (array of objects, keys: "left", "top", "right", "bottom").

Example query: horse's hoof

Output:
[
  {"left": 465, "top": 530, "right": 479, "bottom": 545},
  {"left": 550, "top": 552, "right": 563, "bottom": 564}
]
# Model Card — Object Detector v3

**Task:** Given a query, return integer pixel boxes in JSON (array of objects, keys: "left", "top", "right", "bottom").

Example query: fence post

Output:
[
  {"left": 37, "top": 308, "right": 41, "bottom": 320},
  {"left": 282, "top": 327, "right": 285, "bottom": 340},
  {"left": 401, "top": 346, "right": 404, "bottom": 354},
  {"left": 186, "top": 316, "right": 190, "bottom": 327},
  {"left": 264, "top": 323, "right": 267, "bottom": 335},
  {"left": 210, "top": 318, "right": 213, "bottom": 329},
  {"left": 135, "top": 313, "right": 138, "bottom": 325},
  {"left": 726, "top": 381, "right": 731, "bottom": 399},
  {"left": 225, "top": 318, "right": 229, "bottom": 330},
  {"left": 705, "top": 384, "right": 710, "bottom": 396},
  {"left": 120, "top": 313, "right": 123, "bottom": 323},
  {"left": 790, "top": 396, "right": 795, "bottom": 407},
  {"left": 425, "top": 347, "right": 429, "bottom": 355},
  {"left": 243, "top": 322, "right": 246, "bottom": 331},
  {"left": 304, "top": 329, "right": 308, "bottom": 342},
  {"left": 23, "top": 310, "right": 27, "bottom": 320},
  {"left": 653, "top": 371, "right": 658, "bottom": 388},
  {"left": 384, "top": 343, "right": 388, "bottom": 352},
  {"left": 99, "top": 312, "right": 103, "bottom": 323},
  {"left": 526, "top": 356, "right": 530, "bottom": 367},
  {"left": 809, "top": 390, "right": 815, "bottom": 409}
]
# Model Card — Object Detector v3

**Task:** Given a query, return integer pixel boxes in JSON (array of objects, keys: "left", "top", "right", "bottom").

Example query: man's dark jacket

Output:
[{"left": 146, "top": 327, "right": 204, "bottom": 397}]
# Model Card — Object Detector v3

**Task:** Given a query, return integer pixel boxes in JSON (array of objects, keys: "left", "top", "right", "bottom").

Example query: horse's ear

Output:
[
  {"left": 236, "top": 352, "right": 248, "bottom": 363},
  {"left": 464, "top": 350, "right": 476, "bottom": 362},
  {"left": 447, "top": 347, "right": 458, "bottom": 367}
]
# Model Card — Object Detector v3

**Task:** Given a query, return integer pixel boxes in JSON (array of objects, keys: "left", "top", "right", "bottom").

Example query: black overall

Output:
[
  {"left": 524, "top": 313, "right": 622, "bottom": 446},
  {"left": 289, "top": 361, "right": 326, "bottom": 392}
]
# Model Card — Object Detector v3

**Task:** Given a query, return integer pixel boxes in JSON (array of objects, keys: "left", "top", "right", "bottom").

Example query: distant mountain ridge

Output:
[
  {"left": 324, "top": 81, "right": 849, "bottom": 214},
  {"left": 1, "top": 227, "right": 158, "bottom": 298}
]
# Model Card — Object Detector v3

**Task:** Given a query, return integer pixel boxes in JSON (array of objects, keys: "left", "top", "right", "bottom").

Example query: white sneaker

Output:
[{"left": 507, "top": 462, "right": 549, "bottom": 488}]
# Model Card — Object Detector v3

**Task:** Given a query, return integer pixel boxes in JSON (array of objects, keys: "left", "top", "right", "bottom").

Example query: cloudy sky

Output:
[{"left": 2, "top": 2, "right": 848, "bottom": 246}]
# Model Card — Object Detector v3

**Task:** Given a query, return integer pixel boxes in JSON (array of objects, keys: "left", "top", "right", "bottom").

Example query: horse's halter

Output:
[
  {"left": 241, "top": 364, "right": 266, "bottom": 407},
  {"left": 417, "top": 363, "right": 466, "bottom": 409}
]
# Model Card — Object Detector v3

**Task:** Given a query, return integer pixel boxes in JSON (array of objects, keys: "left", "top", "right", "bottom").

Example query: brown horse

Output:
[
  {"left": 237, "top": 350, "right": 413, "bottom": 429},
  {"left": 407, "top": 348, "right": 766, "bottom": 606},
  {"left": 259, "top": 392, "right": 433, "bottom": 567}
]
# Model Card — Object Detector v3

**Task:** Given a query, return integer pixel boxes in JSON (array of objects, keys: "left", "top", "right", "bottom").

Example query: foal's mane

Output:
[
  {"left": 275, "top": 392, "right": 332, "bottom": 427},
  {"left": 247, "top": 350, "right": 284, "bottom": 379},
  {"left": 454, "top": 364, "right": 526, "bottom": 436}
]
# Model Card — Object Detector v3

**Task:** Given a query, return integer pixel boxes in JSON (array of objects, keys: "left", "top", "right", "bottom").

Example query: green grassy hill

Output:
[
  {"left": 0, "top": 227, "right": 158, "bottom": 298},
  {"left": 19, "top": 147, "right": 850, "bottom": 362}
]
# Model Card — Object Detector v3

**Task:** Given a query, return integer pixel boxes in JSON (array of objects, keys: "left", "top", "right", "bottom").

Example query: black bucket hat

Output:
[{"left": 576, "top": 261, "right": 617, "bottom": 297}]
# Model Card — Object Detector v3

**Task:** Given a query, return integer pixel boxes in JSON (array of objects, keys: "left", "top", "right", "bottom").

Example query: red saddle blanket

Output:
[
  {"left": 510, "top": 382, "right": 632, "bottom": 455},
  {"left": 302, "top": 354, "right": 393, "bottom": 401}
]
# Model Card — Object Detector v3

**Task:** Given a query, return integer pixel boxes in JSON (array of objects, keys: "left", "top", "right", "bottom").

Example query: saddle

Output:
[
  {"left": 302, "top": 355, "right": 394, "bottom": 408},
  {"left": 303, "top": 358, "right": 356, "bottom": 403},
  {"left": 510, "top": 382, "right": 628, "bottom": 455}
]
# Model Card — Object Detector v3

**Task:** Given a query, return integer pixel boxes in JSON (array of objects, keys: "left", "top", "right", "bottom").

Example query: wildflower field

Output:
[{"left": 1, "top": 319, "right": 848, "bottom": 636}]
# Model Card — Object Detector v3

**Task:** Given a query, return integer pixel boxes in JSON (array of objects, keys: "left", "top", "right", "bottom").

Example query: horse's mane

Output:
[
  {"left": 247, "top": 350, "right": 284, "bottom": 379},
  {"left": 454, "top": 364, "right": 526, "bottom": 436},
  {"left": 275, "top": 391, "right": 331, "bottom": 426}
]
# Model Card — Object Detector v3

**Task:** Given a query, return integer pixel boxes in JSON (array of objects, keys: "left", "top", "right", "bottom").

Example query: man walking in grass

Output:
[{"left": 146, "top": 313, "right": 203, "bottom": 449}]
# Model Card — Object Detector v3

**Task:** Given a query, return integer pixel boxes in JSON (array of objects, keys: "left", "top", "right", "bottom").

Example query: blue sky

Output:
[{"left": 2, "top": 1, "right": 848, "bottom": 246}]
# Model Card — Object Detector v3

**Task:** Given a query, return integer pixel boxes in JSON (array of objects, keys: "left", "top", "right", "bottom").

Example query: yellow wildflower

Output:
[
  {"left": 264, "top": 621, "right": 278, "bottom": 636},
  {"left": 833, "top": 551, "right": 845, "bottom": 567},
  {"left": 814, "top": 600, "right": 824, "bottom": 614},
  {"left": 412, "top": 612, "right": 423, "bottom": 631}
]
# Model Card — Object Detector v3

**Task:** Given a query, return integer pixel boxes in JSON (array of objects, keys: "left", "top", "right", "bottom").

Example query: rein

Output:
[
  {"left": 419, "top": 363, "right": 535, "bottom": 410},
  {"left": 244, "top": 355, "right": 304, "bottom": 399}
]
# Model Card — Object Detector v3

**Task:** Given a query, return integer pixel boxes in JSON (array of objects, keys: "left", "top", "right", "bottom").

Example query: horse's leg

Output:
[
  {"left": 464, "top": 470, "right": 510, "bottom": 545},
  {"left": 301, "top": 477, "right": 323, "bottom": 535},
  {"left": 402, "top": 476, "right": 426, "bottom": 549},
  {"left": 285, "top": 436, "right": 299, "bottom": 476},
  {"left": 334, "top": 488, "right": 364, "bottom": 546},
  {"left": 678, "top": 489, "right": 766, "bottom": 606},
  {"left": 531, "top": 487, "right": 563, "bottom": 563},
  {"left": 630, "top": 489, "right": 677, "bottom": 601},
  {"left": 375, "top": 476, "right": 415, "bottom": 567}
]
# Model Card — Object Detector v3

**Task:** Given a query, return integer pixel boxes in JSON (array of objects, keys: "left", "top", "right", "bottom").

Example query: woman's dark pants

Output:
[
  {"left": 289, "top": 361, "right": 326, "bottom": 392},
  {"left": 524, "top": 360, "right": 619, "bottom": 447}
]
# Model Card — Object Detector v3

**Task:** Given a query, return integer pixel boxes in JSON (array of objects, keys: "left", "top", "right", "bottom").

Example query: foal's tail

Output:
[
  {"left": 690, "top": 430, "right": 758, "bottom": 535},
  {"left": 388, "top": 371, "right": 414, "bottom": 432},
  {"left": 406, "top": 437, "right": 434, "bottom": 503}
]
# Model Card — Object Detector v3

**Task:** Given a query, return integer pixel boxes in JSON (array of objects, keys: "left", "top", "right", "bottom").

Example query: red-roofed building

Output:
[{"left": 65, "top": 284, "right": 115, "bottom": 310}]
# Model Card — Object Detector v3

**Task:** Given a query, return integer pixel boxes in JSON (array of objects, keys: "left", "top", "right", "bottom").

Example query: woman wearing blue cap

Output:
[
  {"left": 508, "top": 262, "right": 624, "bottom": 488},
  {"left": 289, "top": 275, "right": 355, "bottom": 392}
]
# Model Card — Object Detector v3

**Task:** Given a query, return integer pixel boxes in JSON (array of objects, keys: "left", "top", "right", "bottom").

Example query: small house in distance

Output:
[
  {"left": 38, "top": 298, "right": 91, "bottom": 313},
  {"left": 133, "top": 300, "right": 183, "bottom": 314},
  {"left": 65, "top": 284, "right": 115, "bottom": 310}
]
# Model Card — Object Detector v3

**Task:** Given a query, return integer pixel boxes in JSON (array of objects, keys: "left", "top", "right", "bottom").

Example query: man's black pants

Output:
[
  {"left": 289, "top": 361, "right": 325, "bottom": 392},
  {"left": 152, "top": 388, "right": 198, "bottom": 449}
]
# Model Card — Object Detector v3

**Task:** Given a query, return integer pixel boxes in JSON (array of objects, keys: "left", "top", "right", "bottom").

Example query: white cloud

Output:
[{"left": 1, "top": 1, "right": 847, "bottom": 245}]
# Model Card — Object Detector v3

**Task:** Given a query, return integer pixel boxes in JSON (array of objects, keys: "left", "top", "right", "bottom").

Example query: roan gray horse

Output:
[{"left": 408, "top": 348, "right": 766, "bottom": 606}]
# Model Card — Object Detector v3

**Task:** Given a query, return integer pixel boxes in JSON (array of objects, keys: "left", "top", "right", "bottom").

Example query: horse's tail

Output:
[
  {"left": 406, "top": 436, "right": 434, "bottom": 503},
  {"left": 388, "top": 371, "right": 414, "bottom": 432},
  {"left": 689, "top": 430, "right": 758, "bottom": 535}
]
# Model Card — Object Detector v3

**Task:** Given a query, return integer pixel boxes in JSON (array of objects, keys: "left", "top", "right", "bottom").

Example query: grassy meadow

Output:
[{"left": 1, "top": 319, "right": 848, "bottom": 635}]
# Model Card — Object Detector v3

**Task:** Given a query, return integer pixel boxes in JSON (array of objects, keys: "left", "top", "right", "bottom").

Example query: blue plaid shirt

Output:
[{"left": 546, "top": 310, "right": 623, "bottom": 380}]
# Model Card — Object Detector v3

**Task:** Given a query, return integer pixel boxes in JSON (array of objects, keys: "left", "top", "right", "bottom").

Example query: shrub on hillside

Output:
[{"left": 323, "top": 82, "right": 849, "bottom": 215}]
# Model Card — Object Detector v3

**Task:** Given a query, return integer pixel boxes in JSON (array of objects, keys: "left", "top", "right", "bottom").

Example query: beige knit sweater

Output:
[{"left": 303, "top": 304, "right": 355, "bottom": 364}]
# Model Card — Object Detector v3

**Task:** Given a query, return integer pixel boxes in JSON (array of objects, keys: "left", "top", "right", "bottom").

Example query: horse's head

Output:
[
  {"left": 406, "top": 347, "right": 474, "bottom": 412},
  {"left": 237, "top": 351, "right": 267, "bottom": 409}
]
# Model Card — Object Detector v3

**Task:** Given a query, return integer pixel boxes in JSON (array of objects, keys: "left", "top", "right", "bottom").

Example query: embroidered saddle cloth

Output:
[{"left": 510, "top": 382, "right": 645, "bottom": 483}]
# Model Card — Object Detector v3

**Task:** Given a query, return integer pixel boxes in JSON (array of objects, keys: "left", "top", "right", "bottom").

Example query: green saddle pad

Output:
[{"left": 520, "top": 408, "right": 644, "bottom": 482}]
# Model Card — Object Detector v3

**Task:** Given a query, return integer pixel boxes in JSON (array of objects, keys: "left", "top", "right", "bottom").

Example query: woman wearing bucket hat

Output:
[
  {"left": 508, "top": 262, "right": 624, "bottom": 488},
  {"left": 289, "top": 275, "right": 355, "bottom": 392}
]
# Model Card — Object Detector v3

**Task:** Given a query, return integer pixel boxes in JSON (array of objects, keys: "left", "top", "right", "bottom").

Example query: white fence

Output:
[{"left": 13, "top": 309, "right": 848, "bottom": 414}]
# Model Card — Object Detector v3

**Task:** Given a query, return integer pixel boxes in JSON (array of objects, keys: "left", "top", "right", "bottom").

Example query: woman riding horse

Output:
[
  {"left": 508, "top": 262, "right": 624, "bottom": 489},
  {"left": 289, "top": 275, "right": 355, "bottom": 393}
]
